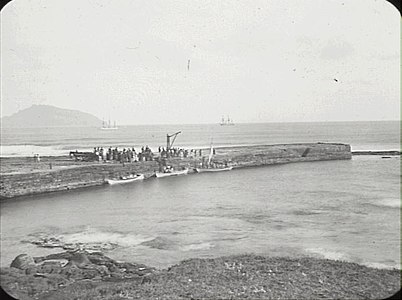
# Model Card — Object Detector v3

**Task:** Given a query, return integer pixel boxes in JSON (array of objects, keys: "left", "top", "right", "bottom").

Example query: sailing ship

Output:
[
  {"left": 101, "top": 118, "right": 118, "bottom": 130},
  {"left": 220, "top": 115, "right": 234, "bottom": 126},
  {"left": 194, "top": 144, "right": 233, "bottom": 173}
]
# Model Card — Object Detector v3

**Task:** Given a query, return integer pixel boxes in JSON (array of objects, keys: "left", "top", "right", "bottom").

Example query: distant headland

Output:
[{"left": 1, "top": 105, "right": 102, "bottom": 128}]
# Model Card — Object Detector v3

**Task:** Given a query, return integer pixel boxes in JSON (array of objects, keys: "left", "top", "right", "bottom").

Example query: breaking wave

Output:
[
  {"left": 180, "top": 242, "right": 214, "bottom": 251},
  {"left": 60, "top": 228, "right": 154, "bottom": 247},
  {"left": 305, "top": 247, "right": 349, "bottom": 261},
  {"left": 0, "top": 145, "right": 69, "bottom": 157},
  {"left": 368, "top": 198, "right": 401, "bottom": 209}
]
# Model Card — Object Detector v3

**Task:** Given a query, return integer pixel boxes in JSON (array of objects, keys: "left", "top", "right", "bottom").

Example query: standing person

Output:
[
  {"left": 114, "top": 147, "right": 119, "bottom": 160},
  {"left": 122, "top": 149, "right": 126, "bottom": 163},
  {"left": 102, "top": 148, "right": 106, "bottom": 161},
  {"left": 108, "top": 147, "right": 112, "bottom": 160}
]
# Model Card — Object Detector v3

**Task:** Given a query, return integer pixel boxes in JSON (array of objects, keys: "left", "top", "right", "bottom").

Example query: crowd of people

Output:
[
  {"left": 72, "top": 145, "right": 214, "bottom": 163},
  {"left": 93, "top": 146, "right": 154, "bottom": 162},
  {"left": 157, "top": 147, "right": 204, "bottom": 158}
]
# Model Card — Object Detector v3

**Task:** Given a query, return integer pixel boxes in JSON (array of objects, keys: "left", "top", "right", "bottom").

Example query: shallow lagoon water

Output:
[{"left": 1, "top": 155, "right": 400, "bottom": 269}]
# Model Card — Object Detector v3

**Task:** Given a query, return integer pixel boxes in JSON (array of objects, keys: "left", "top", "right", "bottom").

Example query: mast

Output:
[{"left": 207, "top": 142, "right": 213, "bottom": 166}]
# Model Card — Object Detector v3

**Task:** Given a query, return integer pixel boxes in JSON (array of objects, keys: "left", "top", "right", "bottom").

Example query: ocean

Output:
[
  {"left": 0, "top": 121, "right": 400, "bottom": 270},
  {"left": 0, "top": 121, "right": 400, "bottom": 156}
]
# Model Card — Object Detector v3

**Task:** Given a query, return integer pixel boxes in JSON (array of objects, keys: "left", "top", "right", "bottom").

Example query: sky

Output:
[{"left": 1, "top": 0, "right": 400, "bottom": 125}]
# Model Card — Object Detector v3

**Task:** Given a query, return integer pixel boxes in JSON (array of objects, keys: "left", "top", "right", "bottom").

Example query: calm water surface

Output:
[{"left": 1, "top": 155, "right": 400, "bottom": 269}]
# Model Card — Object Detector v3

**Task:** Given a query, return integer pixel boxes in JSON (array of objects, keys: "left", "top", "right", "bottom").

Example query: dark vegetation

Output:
[{"left": 1, "top": 251, "right": 400, "bottom": 300}]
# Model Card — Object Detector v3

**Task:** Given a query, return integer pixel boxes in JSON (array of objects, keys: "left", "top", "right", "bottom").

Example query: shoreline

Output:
[
  {"left": 0, "top": 143, "right": 351, "bottom": 199},
  {"left": 1, "top": 250, "right": 400, "bottom": 300}
]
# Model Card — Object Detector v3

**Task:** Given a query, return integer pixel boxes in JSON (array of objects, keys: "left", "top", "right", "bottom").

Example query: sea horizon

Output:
[
  {"left": 0, "top": 120, "right": 399, "bottom": 157},
  {"left": 1, "top": 119, "right": 399, "bottom": 129}
]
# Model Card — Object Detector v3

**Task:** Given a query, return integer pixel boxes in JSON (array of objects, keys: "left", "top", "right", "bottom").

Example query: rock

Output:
[
  {"left": 80, "top": 268, "right": 100, "bottom": 279},
  {"left": 65, "top": 253, "right": 91, "bottom": 268},
  {"left": 108, "top": 265, "right": 120, "bottom": 273},
  {"left": 141, "top": 276, "right": 152, "bottom": 284},
  {"left": 25, "top": 266, "right": 38, "bottom": 275},
  {"left": 34, "top": 252, "right": 73, "bottom": 263},
  {"left": 10, "top": 254, "right": 36, "bottom": 270},
  {"left": 92, "top": 265, "right": 110, "bottom": 276},
  {"left": 141, "top": 237, "right": 172, "bottom": 250},
  {"left": 37, "top": 261, "right": 64, "bottom": 274},
  {"left": 110, "top": 271, "right": 124, "bottom": 279}
]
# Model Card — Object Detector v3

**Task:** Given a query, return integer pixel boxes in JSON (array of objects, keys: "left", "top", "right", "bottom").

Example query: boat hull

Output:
[
  {"left": 155, "top": 169, "right": 189, "bottom": 178},
  {"left": 194, "top": 167, "right": 233, "bottom": 173},
  {"left": 107, "top": 174, "right": 144, "bottom": 185}
]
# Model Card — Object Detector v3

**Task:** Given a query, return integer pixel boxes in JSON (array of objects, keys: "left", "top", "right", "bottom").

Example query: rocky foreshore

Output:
[
  {"left": 1, "top": 251, "right": 400, "bottom": 300},
  {"left": 1, "top": 251, "right": 155, "bottom": 300}
]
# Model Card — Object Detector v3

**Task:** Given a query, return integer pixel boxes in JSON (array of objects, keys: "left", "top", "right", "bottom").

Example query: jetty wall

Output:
[{"left": 0, "top": 143, "right": 351, "bottom": 199}]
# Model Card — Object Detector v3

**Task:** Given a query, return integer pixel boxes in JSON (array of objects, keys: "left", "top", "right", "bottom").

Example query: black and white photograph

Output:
[{"left": 0, "top": 0, "right": 400, "bottom": 299}]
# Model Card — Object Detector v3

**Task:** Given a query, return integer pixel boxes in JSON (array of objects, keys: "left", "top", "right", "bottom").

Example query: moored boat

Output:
[
  {"left": 195, "top": 142, "right": 233, "bottom": 173},
  {"left": 155, "top": 168, "right": 189, "bottom": 178},
  {"left": 107, "top": 174, "right": 144, "bottom": 185},
  {"left": 194, "top": 166, "right": 233, "bottom": 173}
]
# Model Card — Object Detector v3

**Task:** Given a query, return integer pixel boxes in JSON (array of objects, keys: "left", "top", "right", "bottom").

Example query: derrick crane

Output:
[{"left": 166, "top": 131, "right": 181, "bottom": 151}]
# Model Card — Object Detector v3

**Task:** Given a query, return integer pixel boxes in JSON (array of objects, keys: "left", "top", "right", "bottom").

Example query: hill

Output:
[{"left": 1, "top": 105, "right": 103, "bottom": 128}]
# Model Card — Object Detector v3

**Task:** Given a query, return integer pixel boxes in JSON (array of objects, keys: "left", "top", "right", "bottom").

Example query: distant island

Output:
[{"left": 1, "top": 105, "right": 103, "bottom": 128}]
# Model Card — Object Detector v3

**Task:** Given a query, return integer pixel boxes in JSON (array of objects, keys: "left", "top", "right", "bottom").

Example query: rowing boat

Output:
[
  {"left": 194, "top": 166, "right": 233, "bottom": 173},
  {"left": 155, "top": 168, "right": 189, "bottom": 178},
  {"left": 107, "top": 174, "right": 144, "bottom": 185}
]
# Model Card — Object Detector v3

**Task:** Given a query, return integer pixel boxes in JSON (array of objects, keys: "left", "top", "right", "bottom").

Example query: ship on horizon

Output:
[
  {"left": 220, "top": 115, "right": 234, "bottom": 126},
  {"left": 101, "top": 118, "right": 118, "bottom": 130}
]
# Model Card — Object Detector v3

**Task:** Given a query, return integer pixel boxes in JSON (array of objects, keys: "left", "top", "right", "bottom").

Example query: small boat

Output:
[
  {"left": 107, "top": 174, "right": 144, "bottom": 185},
  {"left": 155, "top": 168, "right": 189, "bottom": 178},
  {"left": 194, "top": 166, "right": 233, "bottom": 173},
  {"left": 195, "top": 143, "right": 233, "bottom": 173}
]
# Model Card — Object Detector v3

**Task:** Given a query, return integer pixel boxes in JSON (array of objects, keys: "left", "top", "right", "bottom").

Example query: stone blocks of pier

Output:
[{"left": 0, "top": 143, "right": 351, "bottom": 199}]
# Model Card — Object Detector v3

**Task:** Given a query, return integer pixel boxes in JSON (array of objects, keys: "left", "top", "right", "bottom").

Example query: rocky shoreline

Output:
[{"left": 1, "top": 251, "right": 400, "bottom": 300}]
